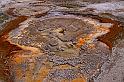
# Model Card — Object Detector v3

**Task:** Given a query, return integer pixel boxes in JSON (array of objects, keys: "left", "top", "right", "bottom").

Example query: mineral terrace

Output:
[{"left": 0, "top": 0, "right": 124, "bottom": 82}]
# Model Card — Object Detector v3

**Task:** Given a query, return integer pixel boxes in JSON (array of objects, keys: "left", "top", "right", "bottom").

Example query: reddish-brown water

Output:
[
  {"left": 0, "top": 16, "right": 28, "bottom": 82},
  {"left": 95, "top": 17, "right": 123, "bottom": 50}
]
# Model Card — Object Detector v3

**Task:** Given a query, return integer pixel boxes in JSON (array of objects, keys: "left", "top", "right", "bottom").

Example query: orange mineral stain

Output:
[
  {"left": 76, "top": 18, "right": 113, "bottom": 49},
  {"left": 88, "top": 44, "right": 95, "bottom": 49},
  {"left": 54, "top": 64, "right": 72, "bottom": 69},
  {"left": 38, "top": 66, "right": 50, "bottom": 81},
  {"left": 72, "top": 78, "right": 86, "bottom": 82},
  {"left": 13, "top": 56, "right": 24, "bottom": 64},
  {"left": 77, "top": 34, "right": 94, "bottom": 48},
  {"left": 15, "top": 69, "right": 23, "bottom": 79},
  {"left": 77, "top": 38, "right": 85, "bottom": 47}
]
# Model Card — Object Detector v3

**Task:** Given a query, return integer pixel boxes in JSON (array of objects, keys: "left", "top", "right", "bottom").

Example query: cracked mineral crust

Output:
[
  {"left": 0, "top": 0, "right": 124, "bottom": 82},
  {"left": 5, "top": 15, "right": 112, "bottom": 82}
]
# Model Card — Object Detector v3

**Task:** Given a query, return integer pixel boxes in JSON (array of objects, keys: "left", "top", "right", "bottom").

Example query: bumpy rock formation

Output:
[
  {"left": 5, "top": 15, "right": 112, "bottom": 82},
  {"left": 0, "top": 0, "right": 124, "bottom": 82},
  {"left": 3, "top": 1, "right": 54, "bottom": 17}
]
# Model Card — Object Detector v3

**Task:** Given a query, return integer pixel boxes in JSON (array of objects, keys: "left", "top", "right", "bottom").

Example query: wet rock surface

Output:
[
  {"left": 0, "top": 11, "right": 9, "bottom": 29},
  {"left": 0, "top": 0, "right": 124, "bottom": 82},
  {"left": 2, "top": 1, "right": 54, "bottom": 17}
]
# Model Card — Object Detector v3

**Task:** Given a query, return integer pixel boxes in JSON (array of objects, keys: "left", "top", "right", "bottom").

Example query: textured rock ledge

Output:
[{"left": 0, "top": 0, "right": 124, "bottom": 82}]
